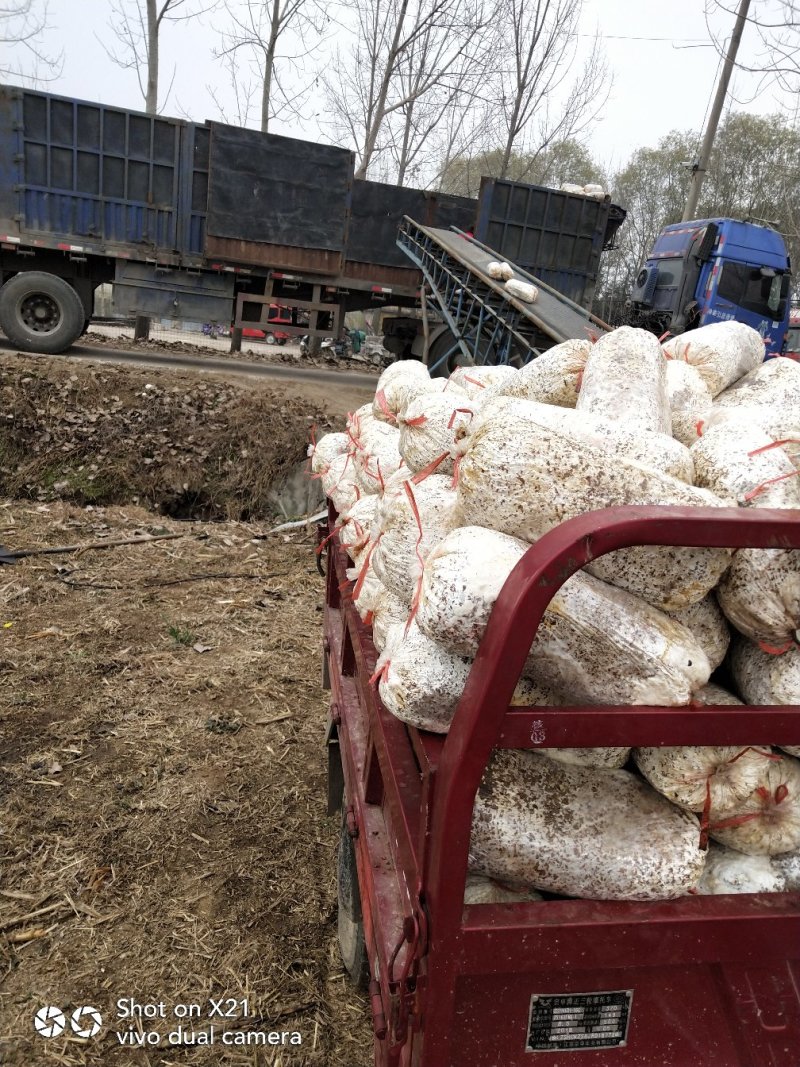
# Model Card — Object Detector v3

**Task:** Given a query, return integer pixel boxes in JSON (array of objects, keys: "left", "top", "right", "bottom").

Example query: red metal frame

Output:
[{"left": 323, "top": 505, "right": 800, "bottom": 1067}]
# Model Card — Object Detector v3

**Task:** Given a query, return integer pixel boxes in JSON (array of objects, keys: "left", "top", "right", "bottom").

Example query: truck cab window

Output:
[{"left": 718, "top": 260, "right": 788, "bottom": 319}]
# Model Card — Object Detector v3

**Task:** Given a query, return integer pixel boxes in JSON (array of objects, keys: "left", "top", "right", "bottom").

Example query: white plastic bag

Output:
[
  {"left": 773, "top": 849, "right": 800, "bottom": 889},
  {"left": 633, "top": 743, "right": 774, "bottom": 815},
  {"left": 469, "top": 751, "right": 705, "bottom": 900},
  {"left": 347, "top": 557, "right": 383, "bottom": 622},
  {"left": 371, "top": 473, "right": 458, "bottom": 605},
  {"left": 696, "top": 845, "right": 785, "bottom": 894},
  {"left": 665, "top": 360, "right": 712, "bottom": 447},
  {"left": 692, "top": 422, "right": 800, "bottom": 644},
  {"left": 505, "top": 278, "right": 538, "bottom": 303},
  {"left": 668, "top": 597, "right": 730, "bottom": 671},
  {"left": 323, "top": 452, "right": 361, "bottom": 515},
  {"left": 705, "top": 357, "right": 800, "bottom": 451},
  {"left": 456, "top": 399, "right": 732, "bottom": 610},
  {"left": 416, "top": 525, "right": 711, "bottom": 706},
  {"left": 398, "top": 392, "right": 478, "bottom": 476},
  {"left": 576, "top": 326, "right": 671, "bottom": 436},
  {"left": 308, "top": 431, "right": 349, "bottom": 475},
  {"left": 731, "top": 640, "right": 800, "bottom": 758},
  {"left": 663, "top": 321, "right": 765, "bottom": 397},
  {"left": 354, "top": 422, "right": 403, "bottom": 494},
  {"left": 486, "top": 261, "right": 514, "bottom": 281},
  {"left": 376, "top": 621, "right": 541, "bottom": 733},
  {"left": 338, "top": 495, "right": 377, "bottom": 561},
  {"left": 371, "top": 587, "right": 408, "bottom": 653},
  {"left": 708, "top": 756, "right": 800, "bottom": 856},
  {"left": 449, "top": 364, "right": 517, "bottom": 399},
  {"left": 494, "top": 338, "right": 592, "bottom": 408},
  {"left": 464, "top": 873, "right": 542, "bottom": 904}
]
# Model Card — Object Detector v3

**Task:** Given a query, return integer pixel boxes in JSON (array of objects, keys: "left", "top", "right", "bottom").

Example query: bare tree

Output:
[
  {"left": 488, "top": 0, "right": 609, "bottom": 179},
  {"left": 325, "top": 0, "right": 489, "bottom": 181},
  {"left": 0, "top": 0, "right": 63, "bottom": 82},
  {"left": 212, "top": 0, "right": 327, "bottom": 132},
  {"left": 705, "top": 1, "right": 800, "bottom": 96},
  {"left": 102, "top": 0, "right": 216, "bottom": 114}
]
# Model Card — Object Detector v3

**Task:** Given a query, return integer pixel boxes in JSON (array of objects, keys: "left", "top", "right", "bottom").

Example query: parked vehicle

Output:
[
  {"left": 783, "top": 309, "right": 800, "bottom": 360},
  {"left": 322, "top": 502, "right": 800, "bottom": 1067},
  {"left": 628, "top": 218, "right": 791, "bottom": 354}
]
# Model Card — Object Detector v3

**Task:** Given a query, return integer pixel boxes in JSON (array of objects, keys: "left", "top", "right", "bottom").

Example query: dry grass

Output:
[{"left": 0, "top": 501, "right": 371, "bottom": 1066}]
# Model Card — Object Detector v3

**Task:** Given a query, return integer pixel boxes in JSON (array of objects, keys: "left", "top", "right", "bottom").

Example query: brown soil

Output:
[
  {"left": 0, "top": 357, "right": 375, "bottom": 1066},
  {"left": 0, "top": 354, "right": 373, "bottom": 521}
]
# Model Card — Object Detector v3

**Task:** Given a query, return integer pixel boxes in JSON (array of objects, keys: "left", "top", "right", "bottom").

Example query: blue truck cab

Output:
[{"left": 628, "top": 218, "right": 791, "bottom": 355}]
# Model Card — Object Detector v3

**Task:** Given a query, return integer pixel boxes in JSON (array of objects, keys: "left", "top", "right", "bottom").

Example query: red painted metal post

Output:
[{"left": 420, "top": 506, "right": 800, "bottom": 1065}]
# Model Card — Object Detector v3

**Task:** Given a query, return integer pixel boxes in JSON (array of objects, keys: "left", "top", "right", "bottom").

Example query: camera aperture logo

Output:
[{"left": 34, "top": 1005, "right": 102, "bottom": 1039}]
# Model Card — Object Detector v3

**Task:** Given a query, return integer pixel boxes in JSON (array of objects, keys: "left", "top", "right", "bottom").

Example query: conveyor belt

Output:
[{"left": 397, "top": 216, "right": 611, "bottom": 372}]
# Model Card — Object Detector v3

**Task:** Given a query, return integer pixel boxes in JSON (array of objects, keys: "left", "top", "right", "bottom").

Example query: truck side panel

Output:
[
  {"left": 1, "top": 85, "right": 192, "bottom": 253},
  {"left": 205, "top": 123, "right": 353, "bottom": 274},
  {"left": 475, "top": 177, "right": 613, "bottom": 308}
]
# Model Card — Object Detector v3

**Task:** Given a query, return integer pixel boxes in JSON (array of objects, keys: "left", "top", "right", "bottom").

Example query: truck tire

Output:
[
  {"left": 337, "top": 808, "right": 369, "bottom": 989},
  {"left": 0, "top": 272, "right": 85, "bottom": 354}
]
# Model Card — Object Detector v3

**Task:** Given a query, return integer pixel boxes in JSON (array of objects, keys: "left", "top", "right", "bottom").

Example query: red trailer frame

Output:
[{"left": 322, "top": 504, "right": 800, "bottom": 1067}]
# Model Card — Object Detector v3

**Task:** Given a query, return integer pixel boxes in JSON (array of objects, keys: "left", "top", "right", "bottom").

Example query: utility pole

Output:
[{"left": 682, "top": 0, "right": 750, "bottom": 222}]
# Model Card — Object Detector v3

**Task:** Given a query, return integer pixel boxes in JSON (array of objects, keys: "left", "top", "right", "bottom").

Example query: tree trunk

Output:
[
  {"left": 146, "top": 0, "right": 159, "bottom": 114},
  {"left": 261, "top": 0, "right": 282, "bottom": 133},
  {"left": 355, "top": 0, "right": 410, "bottom": 179}
]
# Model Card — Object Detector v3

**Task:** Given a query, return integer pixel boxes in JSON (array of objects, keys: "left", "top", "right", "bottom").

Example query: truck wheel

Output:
[
  {"left": 337, "top": 809, "right": 369, "bottom": 989},
  {"left": 0, "top": 272, "right": 85, "bottom": 354}
]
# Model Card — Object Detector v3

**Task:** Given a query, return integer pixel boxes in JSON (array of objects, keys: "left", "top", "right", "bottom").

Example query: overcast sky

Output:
[{"left": 1, "top": 0, "right": 795, "bottom": 177}]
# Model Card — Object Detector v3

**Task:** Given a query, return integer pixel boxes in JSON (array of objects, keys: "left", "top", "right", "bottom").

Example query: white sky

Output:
[{"left": 1, "top": 0, "right": 795, "bottom": 177}]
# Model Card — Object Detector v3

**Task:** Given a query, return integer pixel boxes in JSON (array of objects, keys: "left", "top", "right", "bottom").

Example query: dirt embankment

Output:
[
  {"left": 0, "top": 355, "right": 373, "bottom": 521},
  {"left": 0, "top": 356, "right": 375, "bottom": 1066}
]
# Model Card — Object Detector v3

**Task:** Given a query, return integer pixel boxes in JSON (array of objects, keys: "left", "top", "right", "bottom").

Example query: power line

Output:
[{"left": 575, "top": 33, "right": 709, "bottom": 42}]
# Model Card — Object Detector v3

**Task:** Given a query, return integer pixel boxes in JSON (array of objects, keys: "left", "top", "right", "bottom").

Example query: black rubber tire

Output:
[
  {"left": 0, "top": 272, "right": 85, "bottom": 354},
  {"left": 337, "top": 809, "right": 370, "bottom": 989}
]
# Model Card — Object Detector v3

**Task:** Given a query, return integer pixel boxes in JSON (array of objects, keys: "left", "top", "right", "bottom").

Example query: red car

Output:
[{"left": 239, "top": 305, "right": 292, "bottom": 344}]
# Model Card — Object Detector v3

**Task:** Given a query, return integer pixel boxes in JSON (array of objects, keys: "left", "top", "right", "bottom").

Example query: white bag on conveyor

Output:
[
  {"left": 633, "top": 741, "right": 774, "bottom": 816},
  {"left": 376, "top": 621, "right": 542, "bottom": 733},
  {"left": 708, "top": 756, "right": 800, "bottom": 856},
  {"left": 668, "top": 597, "right": 729, "bottom": 671},
  {"left": 398, "top": 393, "right": 479, "bottom": 476},
  {"left": 576, "top": 326, "right": 671, "bottom": 436},
  {"left": 416, "top": 525, "right": 711, "bottom": 706},
  {"left": 691, "top": 422, "right": 800, "bottom": 645},
  {"left": 665, "top": 360, "right": 713, "bottom": 447},
  {"left": 323, "top": 452, "right": 361, "bottom": 515},
  {"left": 486, "top": 261, "right": 514, "bottom": 281},
  {"left": 696, "top": 845, "right": 785, "bottom": 894},
  {"left": 469, "top": 751, "right": 705, "bottom": 900},
  {"left": 371, "top": 474, "right": 458, "bottom": 605},
  {"left": 464, "top": 873, "right": 542, "bottom": 904},
  {"left": 456, "top": 400, "right": 732, "bottom": 610},
  {"left": 505, "top": 278, "right": 539, "bottom": 303},
  {"left": 449, "top": 364, "right": 517, "bottom": 399},
  {"left": 663, "top": 321, "right": 765, "bottom": 397},
  {"left": 309, "top": 431, "right": 349, "bottom": 475},
  {"left": 494, "top": 338, "right": 592, "bottom": 408},
  {"left": 702, "top": 358, "right": 800, "bottom": 458},
  {"left": 730, "top": 640, "right": 800, "bottom": 758}
]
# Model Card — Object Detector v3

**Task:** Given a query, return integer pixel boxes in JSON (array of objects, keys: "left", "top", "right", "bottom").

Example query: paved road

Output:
[{"left": 0, "top": 337, "right": 380, "bottom": 389}]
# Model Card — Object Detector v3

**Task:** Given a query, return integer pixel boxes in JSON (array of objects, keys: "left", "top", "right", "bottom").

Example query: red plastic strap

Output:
[
  {"left": 316, "top": 523, "right": 342, "bottom": 556},
  {"left": 575, "top": 369, "right": 584, "bottom": 392},
  {"left": 744, "top": 470, "right": 800, "bottom": 502},
  {"left": 747, "top": 438, "right": 800, "bottom": 457},
  {"left": 364, "top": 610, "right": 374, "bottom": 626},
  {"left": 695, "top": 419, "right": 705, "bottom": 438},
  {"left": 450, "top": 453, "right": 462, "bottom": 489},
  {"left": 447, "top": 407, "right": 475, "bottom": 430},
  {"left": 757, "top": 638, "right": 795, "bottom": 655},
  {"left": 402, "top": 482, "right": 426, "bottom": 632},
  {"left": 309, "top": 423, "right": 318, "bottom": 448},
  {"left": 708, "top": 783, "right": 790, "bottom": 834},
  {"left": 411, "top": 451, "right": 449, "bottom": 484},
  {"left": 353, "top": 533, "right": 382, "bottom": 600},
  {"left": 699, "top": 748, "right": 782, "bottom": 848},
  {"left": 368, "top": 659, "right": 390, "bottom": 688},
  {"left": 404, "top": 413, "right": 428, "bottom": 427},
  {"left": 375, "top": 389, "right": 397, "bottom": 424},
  {"left": 584, "top": 328, "right": 598, "bottom": 343},
  {"left": 658, "top": 330, "right": 672, "bottom": 343},
  {"left": 462, "top": 374, "right": 486, "bottom": 389}
]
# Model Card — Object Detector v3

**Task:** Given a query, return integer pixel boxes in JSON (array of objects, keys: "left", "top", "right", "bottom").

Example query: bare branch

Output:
[{"left": 0, "top": 0, "right": 63, "bottom": 83}]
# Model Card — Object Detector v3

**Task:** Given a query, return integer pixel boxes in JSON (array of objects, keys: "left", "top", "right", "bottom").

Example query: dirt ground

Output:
[{"left": 0, "top": 355, "right": 375, "bottom": 1066}]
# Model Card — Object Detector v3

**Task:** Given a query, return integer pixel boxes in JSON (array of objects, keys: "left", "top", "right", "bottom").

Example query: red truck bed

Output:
[{"left": 322, "top": 503, "right": 800, "bottom": 1066}]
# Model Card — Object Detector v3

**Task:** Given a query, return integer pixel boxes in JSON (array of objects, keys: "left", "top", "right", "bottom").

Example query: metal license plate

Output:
[{"left": 526, "top": 990, "right": 633, "bottom": 1052}]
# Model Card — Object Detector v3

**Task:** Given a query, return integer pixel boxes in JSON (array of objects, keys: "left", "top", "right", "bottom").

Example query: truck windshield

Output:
[{"left": 717, "top": 260, "right": 789, "bottom": 319}]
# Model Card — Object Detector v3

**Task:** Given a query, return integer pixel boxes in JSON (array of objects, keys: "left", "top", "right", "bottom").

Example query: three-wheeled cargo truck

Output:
[{"left": 321, "top": 502, "right": 800, "bottom": 1066}]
